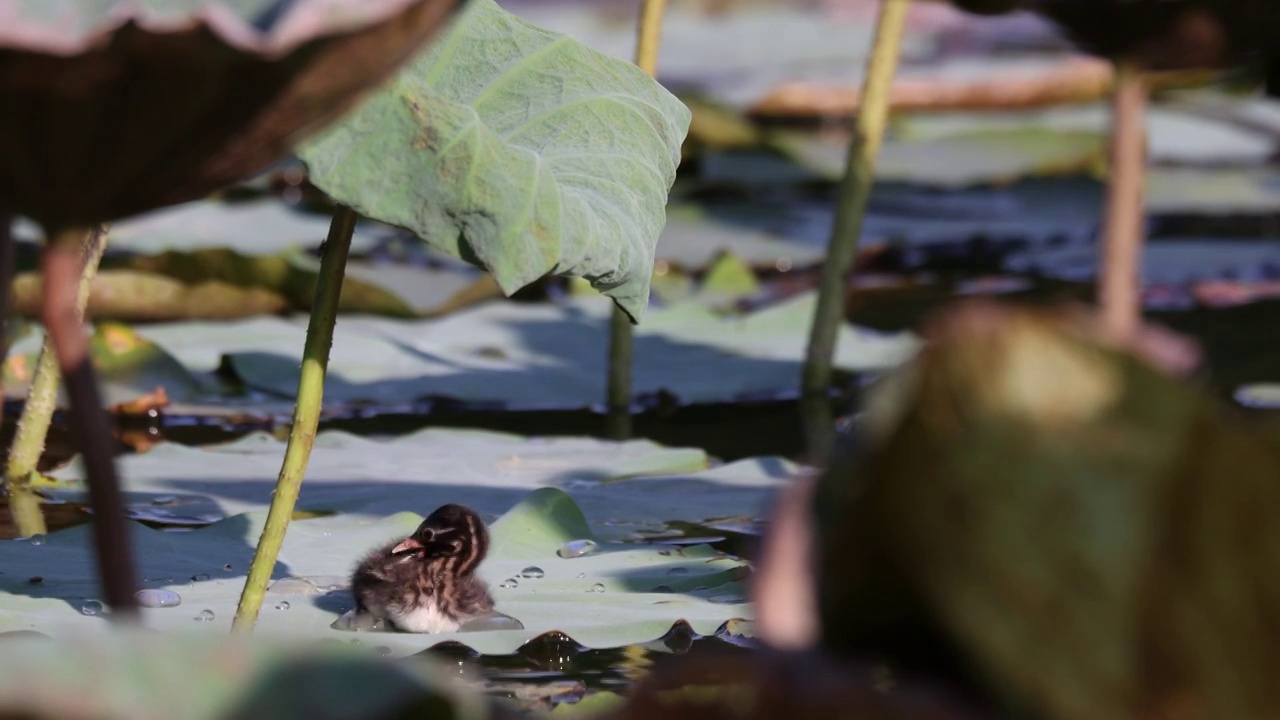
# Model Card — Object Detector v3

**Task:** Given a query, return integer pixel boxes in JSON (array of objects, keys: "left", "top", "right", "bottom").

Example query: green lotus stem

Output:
[
  {"left": 800, "top": 0, "right": 910, "bottom": 444},
  {"left": 232, "top": 206, "right": 355, "bottom": 632},
  {"left": 606, "top": 307, "right": 634, "bottom": 439},
  {"left": 5, "top": 224, "right": 108, "bottom": 538},
  {"left": 1098, "top": 61, "right": 1148, "bottom": 340},
  {"left": 605, "top": 0, "right": 668, "bottom": 440},
  {"left": 634, "top": 0, "right": 667, "bottom": 75}
]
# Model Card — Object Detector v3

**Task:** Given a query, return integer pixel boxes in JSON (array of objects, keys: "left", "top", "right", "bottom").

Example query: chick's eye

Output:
[{"left": 419, "top": 529, "right": 435, "bottom": 541}]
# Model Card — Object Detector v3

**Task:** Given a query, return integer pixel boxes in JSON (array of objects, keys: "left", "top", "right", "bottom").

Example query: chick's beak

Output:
[{"left": 391, "top": 537, "right": 424, "bottom": 555}]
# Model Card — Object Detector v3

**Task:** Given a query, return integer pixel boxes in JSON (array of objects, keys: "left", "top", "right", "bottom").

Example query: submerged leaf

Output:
[{"left": 298, "top": 0, "right": 692, "bottom": 321}]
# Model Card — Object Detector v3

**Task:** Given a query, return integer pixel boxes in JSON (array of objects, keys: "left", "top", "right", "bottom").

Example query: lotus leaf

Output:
[
  {"left": 297, "top": 0, "right": 692, "bottom": 321},
  {"left": 0, "top": 628, "right": 492, "bottom": 720},
  {"left": 1, "top": 0, "right": 464, "bottom": 227},
  {"left": 0, "top": 488, "right": 753, "bottom": 656},
  {"left": 44, "top": 427, "right": 795, "bottom": 537},
  {"left": 6, "top": 291, "right": 916, "bottom": 410}
]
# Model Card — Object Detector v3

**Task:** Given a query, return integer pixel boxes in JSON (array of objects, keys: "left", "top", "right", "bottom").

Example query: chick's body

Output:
[{"left": 351, "top": 503, "right": 495, "bottom": 633}]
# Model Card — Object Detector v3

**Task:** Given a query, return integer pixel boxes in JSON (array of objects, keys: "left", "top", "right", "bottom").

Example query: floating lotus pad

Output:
[
  {"left": 0, "top": 626, "right": 496, "bottom": 720},
  {"left": 6, "top": 291, "right": 918, "bottom": 410},
  {"left": 44, "top": 427, "right": 795, "bottom": 536},
  {"left": 0, "top": 488, "right": 754, "bottom": 656}
]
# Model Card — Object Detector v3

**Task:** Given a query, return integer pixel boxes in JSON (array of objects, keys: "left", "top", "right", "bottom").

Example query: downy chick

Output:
[{"left": 350, "top": 503, "right": 494, "bottom": 633}]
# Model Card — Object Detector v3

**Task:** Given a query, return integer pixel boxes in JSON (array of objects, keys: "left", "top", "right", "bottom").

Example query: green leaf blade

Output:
[{"left": 300, "top": 0, "right": 692, "bottom": 321}]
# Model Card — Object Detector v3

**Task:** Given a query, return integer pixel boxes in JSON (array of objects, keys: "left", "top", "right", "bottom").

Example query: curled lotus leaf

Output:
[{"left": 0, "top": 0, "right": 466, "bottom": 229}]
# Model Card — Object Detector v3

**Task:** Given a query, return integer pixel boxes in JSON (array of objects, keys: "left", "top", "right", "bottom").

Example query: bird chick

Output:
[{"left": 351, "top": 503, "right": 495, "bottom": 633}]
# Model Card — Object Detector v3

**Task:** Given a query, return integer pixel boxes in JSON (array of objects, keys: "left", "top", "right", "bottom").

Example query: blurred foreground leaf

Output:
[
  {"left": 816, "top": 301, "right": 1280, "bottom": 720},
  {"left": 0, "top": 629, "right": 491, "bottom": 720},
  {"left": 0, "top": 0, "right": 463, "bottom": 227}
]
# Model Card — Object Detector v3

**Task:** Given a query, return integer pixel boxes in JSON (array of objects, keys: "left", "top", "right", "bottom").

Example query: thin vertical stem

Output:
[
  {"left": 800, "top": 0, "right": 910, "bottom": 458},
  {"left": 232, "top": 206, "right": 355, "bottom": 632},
  {"left": 635, "top": 0, "right": 667, "bottom": 75},
  {"left": 7, "top": 225, "right": 108, "bottom": 538},
  {"left": 0, "top": 214, "right": 13, "bottom": 428},
  {"left": 1098, "top": 61, "right": 1148, "bottom": 340},
  {"left": 0, "top": 214, "right": 15, "bottom": 527},
  {"left": 41, "top": 226, "right": 137, "bottom": 619},
  {"left": 605, "top": 0, "right": 668, "bottom": 440},
  {"left": 606, "top": 307, "right": 633, "bottom": 440}
]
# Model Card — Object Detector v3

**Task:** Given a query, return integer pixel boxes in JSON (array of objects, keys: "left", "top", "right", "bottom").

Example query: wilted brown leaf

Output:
[{"left": 109, "top": 387, "right": 170, "bottom": 416}]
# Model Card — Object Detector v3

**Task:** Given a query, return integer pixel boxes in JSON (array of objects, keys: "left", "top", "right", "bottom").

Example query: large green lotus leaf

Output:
[
  {"left": 0, "top": 488, "right": 751, "bottom": 655},
  {"left": 0, "top": 629, "right": 490, "bottom": 720},
  {"left": 115, "top": 292, "right": 917, "bottom": 410},
  {"left": 44, "top": 428, "right": 795, "bottom": 537},
  {"left": 296, "top": 0, "right": 692, "bottom": 322}
]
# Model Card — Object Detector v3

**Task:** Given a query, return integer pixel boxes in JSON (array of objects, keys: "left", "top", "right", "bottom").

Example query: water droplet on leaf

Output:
[
  {"left": 460, "top": 612, "right": 526, "bottom": 632},
  {"left": 79, "top": 600, "right": 104, "bottom": 616},
  {"left": 275, "top": 601, "right": 291, "bottom": 610},
  {"left": 193, "top": 609, "right": 215, "bottom": 622},
  {"left": 519, "top": 566, "right": 544, "bottom": 579},
  {"left": 330, "top": 609, "right": 388, "bottom": 632},
  {"left": 190, "top": 574, "right": 211, "bottom": 582},
  {"left": 134, "top": 589, "right": 181, "bottom": 608},
  {"left": 27, "top": 535, "right": 45, "bottom": 546},
  {"left": 576, "top": 573, "right": 586, "bottom": 579},
  {"left": 557, "top": 539, "right": 598, "bottom": 558},
  {"left": 499, "top": 578, "right": 519, "bottom": 589},
  {"left": 588, "top": 583, "right": 606, "bottom": 593},
  {"left": 222, "top": 563, "right": 233, "bottom": 571}
]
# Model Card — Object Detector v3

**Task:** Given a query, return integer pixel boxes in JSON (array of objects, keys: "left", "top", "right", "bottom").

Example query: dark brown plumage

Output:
[{"left": 350, "top": 503, "right": 495, "bottom": 633}]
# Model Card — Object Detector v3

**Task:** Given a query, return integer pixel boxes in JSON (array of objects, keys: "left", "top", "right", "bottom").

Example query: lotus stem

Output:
[
  {"left": 800, "top": 0, "right": 909, "bottom": 457},
  {"left": 605, "top": 0, "right": 668, "bottom": 440},
  {"left": 1098, "top": 61, "right": 1148, "bottom": 340},
  {"left": 232, "top": 206, "right": 355, "bottom": 632},
  {"left": 0, "top": 214, "right": 16, "bottom": 524},
  {"left": 41, "top": 226, "right": 137, "bottom": 618},
  {"left": 635, "top": 0, "right": 667, "bottom": 75},
  {"left": 606, "top": 307, "right": 634, "bottom": 439},
  {"left": 0, "top": 214, "right": 13, "bottom": 424},
  {"left": 6, "top": 225, "right": 108, "bottom": 538}
]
